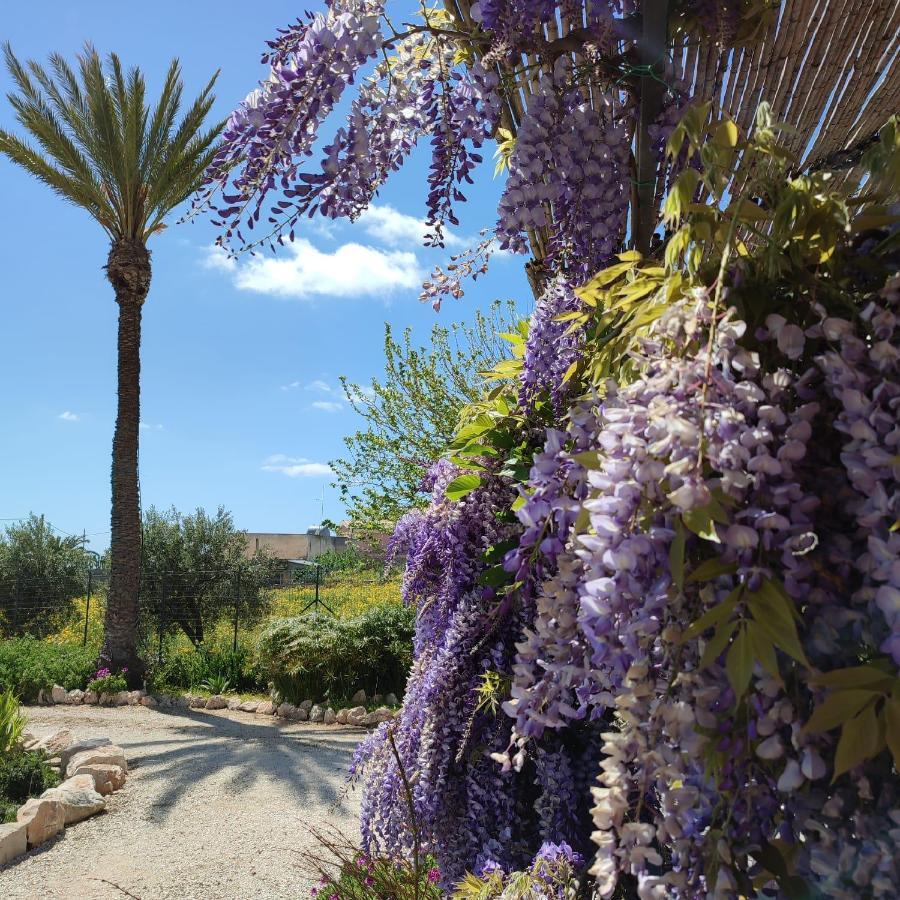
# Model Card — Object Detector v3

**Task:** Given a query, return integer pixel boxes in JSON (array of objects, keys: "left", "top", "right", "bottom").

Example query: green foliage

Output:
[
  {"left": 256, "top": 603, "right": 415, "bottom": 703},
  {"left": 332, "top": 301, "right": 520, "bottom": 530},
  {"left": 147, "top": 644, "right": 261, "bottom": 693},
  {"left": 0, "top": 689, "right": 26, "bottom": 754},
  {"left": 140, "top": 505, "right": 282, "bottom": 647},
  {"left": 0, "top": 514, "right": 91, "bottom": 638},
  {"left": 0, "top": 749, "right": 60, "bottom": 817},
  {"left": 0, "top": 42, "right": 222, "bottom": 243},
  {"left": 0, "top": 637, "right": 96, "bottom": 702},
  {"left": 87, "top": 671, "right": 128, "bottom": 695},
  {"left": 200, "top": 673, "right": 232, "bottom": 695}
]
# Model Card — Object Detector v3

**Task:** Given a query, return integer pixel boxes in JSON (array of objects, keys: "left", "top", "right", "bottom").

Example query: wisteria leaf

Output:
[
  {"left": 726, "top": 625, "right": 753, "bottom": 699},
  {"left": 833, "top": 703, "right": 880, "bottom": 780},
  {"left": 687, "top": 559, "right": 739, "bottom": 583},
  {"left": 445, "top": 474, "right": 482, "bottom": 501},
  {"left": 812, "top": 665, "right": 894, "bottom": 691},
  {"left": 747, "top": 620, "right": 781, "bottom": 683},
  {"left": 699, "top": 621, "right": 737, "bottom": 669},
  {"left": 682, "top": 588, "right": 740, "bottom": 641},
  {"left": 805, "top": 689, "right": 879, "bottom": 734}
]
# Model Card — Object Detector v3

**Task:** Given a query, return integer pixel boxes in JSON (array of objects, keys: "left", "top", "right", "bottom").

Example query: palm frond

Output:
[{"left": 0, "top": 41, "right": 221, "bottom": 243}]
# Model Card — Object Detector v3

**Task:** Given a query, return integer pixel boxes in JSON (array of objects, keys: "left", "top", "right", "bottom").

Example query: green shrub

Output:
[
  {"left": 0, "top": 638, "right": 96, "bottom": 702},
  {"left": 0, "top": 749, "right": 59, "bottom": 808},
  {"left": 256, "top": 602, "right": 415, "bottom": 704},
  {"left": 0, "top": 689, "right": 26, "bottom": 754},
  {"left": 87, "top": 668, "right": 128, "bottom": 695},
  {"left": 147, "top": 643, "right": 262, "bottom": 693}
]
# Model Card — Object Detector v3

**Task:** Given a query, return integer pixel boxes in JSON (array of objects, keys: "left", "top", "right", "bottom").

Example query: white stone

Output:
[
  {"left": 51, "top": 684, "right": 68, "bottom": 704},
  {"left": 257, "top": 701, "right": 277, "bottom": 715},
  {"left": 0, "top": 821, "right": 27, "bottom": 865},
  {"left": 66, "top": 745, "right": 128, "bottom": 779},
  {"left": 385, "top": 693, "right": 399, "bottom": 706},
  {"left": 277, "top": 702, "right": 297, "bottom": 718},
  {"left": 17, "top": 797, "right": 64, "bottom": 847},
  {"left": 83, "top": 690, "right": 99, "bottom": 705},
  {"left": 238, "top": 700, "right": 260, "bottom": 713},
  {"left": 114, "top": 691, "right": 131, "bottom": 706},
  {"left": 336, "top": 709, "right": 349, "bottom": 725},
  {"left": 34, "top": 729, "right": 75, "bottom": 756},
  {"left": 98, "top": 692, "right": 114, "bottom": 706},
  {"left": 324, "top": 708, "right": 336, "bottom": 725},
  {"left": 309, "top": 704, "right": 326, "bottom": 723},
  {"left": 227, "top": 698, "right": 242, "bottom": 710},
  {"left": 67, "top": 689, "right": 85, "bottom": 705},
  {"left": 346, "top": 706, "right": 367, "bottom": 726},
  {"left": 73, "top": 763, "right": 126, "bottom": 796},
  {"left": 294, "top": 706, "right": 309, "bottom": 721},
  {"left": 299, "top": 699, "right": 314, "bottom": 711},
  {"left": 189, "top": 695, "right": 207, "bottom": 709},
  {"left": 41, "top": 774, "right": 106, "bottom": 824},
  {"left": 57, "top": 737, "right": 113, "bottom": 771},
  {"left": 140, "top": 695, "right": 158, "bottom": 708},
  {"left": 126, "top": 690, "right": 144, "bottom": 706},
  {"left": 351, "top": 689, "right": 367, "bottom": 705},
  {"left": 205, "top": 696, "right": 228, "bottom": 710}
]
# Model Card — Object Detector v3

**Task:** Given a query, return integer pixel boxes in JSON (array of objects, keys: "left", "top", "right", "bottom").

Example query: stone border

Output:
[
  {"left": 40, "top": 685, "right": 398, "bottom": 729},
  {"left": 0, "top": 729, "right": 128, "bottom": 867}
]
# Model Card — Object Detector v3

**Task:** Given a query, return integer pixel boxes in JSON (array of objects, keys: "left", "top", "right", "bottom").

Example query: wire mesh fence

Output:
[{"left": 0, "top": 563, "right": 401, "bottom": 650}]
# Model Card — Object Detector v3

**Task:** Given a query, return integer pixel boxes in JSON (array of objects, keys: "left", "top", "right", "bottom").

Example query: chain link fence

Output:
[{"left": 0, "top": 563, "right": 400, "bottom": 651}]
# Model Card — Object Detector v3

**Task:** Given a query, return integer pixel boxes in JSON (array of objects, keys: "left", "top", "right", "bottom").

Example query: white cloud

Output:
[
  {"left": 58, "top": 411, "right": 80, "bottom": 422},
  {"left": 205, "top": 237, "right": 423, "bottom": 300},
  {"left": 356, "top": 204, "right": 464, "bottom": 249},
  {"left": 311, "top": 400, "right": 343, "bottom": 413},
  {"left": 140, "top": 421, "right": 164, "bottom": 431},
  {"left": 261, "top": 454, "right": 333, "bottom": 478},
  {"left": 306, "top": 379, "right": 334, "bottom": 394}
]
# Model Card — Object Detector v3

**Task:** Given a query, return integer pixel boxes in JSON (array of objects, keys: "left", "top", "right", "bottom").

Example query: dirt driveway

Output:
[{"left": 0, "top": 704, "right": 363, "bottom": 899}]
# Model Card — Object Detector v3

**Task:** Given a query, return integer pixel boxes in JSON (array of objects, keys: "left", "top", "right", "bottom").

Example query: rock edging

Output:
[
  {"left": 1, "top": 729, "right": 128, "bottom": 868},
  {"left": 41, "top": 685, "right": 400, "bottom": 729}
]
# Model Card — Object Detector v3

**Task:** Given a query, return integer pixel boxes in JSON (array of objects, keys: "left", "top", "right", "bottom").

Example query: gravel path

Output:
[{"left": 0, "top": 704, "right": 363, "bottom": 900}]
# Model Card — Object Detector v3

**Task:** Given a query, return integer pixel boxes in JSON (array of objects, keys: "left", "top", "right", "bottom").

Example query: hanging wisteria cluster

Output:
[{"left": 194, "top": 0, "right": 706, "bottom": 298}]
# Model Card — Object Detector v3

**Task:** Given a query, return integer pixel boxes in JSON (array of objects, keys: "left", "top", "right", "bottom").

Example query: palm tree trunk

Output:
[{"left": 100, "top": 239, "right": 151, "bottom": 686}]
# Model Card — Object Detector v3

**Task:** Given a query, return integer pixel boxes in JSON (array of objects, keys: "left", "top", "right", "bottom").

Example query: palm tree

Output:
[{"left": 0, "top": 44, "right": 222, "bottom": 683}]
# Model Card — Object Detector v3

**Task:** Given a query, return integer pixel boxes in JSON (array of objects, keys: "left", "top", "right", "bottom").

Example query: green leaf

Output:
[
  {"left": 726, "top": 624, "right": 753, "bottom": 700},
  {"left": 682, "top": 503, "right": 725, "bottom": 543},
  {"left": 699, "top": 621, "right": 737, "bottom": 669},
  {"left": 687, "top": 559, "right": 738, "bottom": 583},
  {"left": 669, "top": 523, "right": 686, "bottom": 593},
  {"left": 445, "top": 474, "right": 482, "bottom": 502},
  {"left": 572, "top": 451, "right": 602, "bottom": 469},
  {"left": 885, "top": 697, "right": 900, "bottom": 769},
  {"left": 804, "top": 689, "right": 879, "bottom": 734},
  {"left": 682, "top": 587, "right": 740, "bottom": 642},
  {"left": 812, "top": 665, "right": 894, "bottom": 691},
  {"left": 746, "top": 620, "right": 781, "bottom": 683},
  {"left": 747, "top": 581, "right": 809, "bottom": 667},
  {"left": 833, "top": 703, "right": 880, "bottom": 780}
]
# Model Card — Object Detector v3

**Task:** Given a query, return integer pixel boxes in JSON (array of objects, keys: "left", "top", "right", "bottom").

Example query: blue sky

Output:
[{"left": 0, "top": 1, "right": 532, "bottom": 550}]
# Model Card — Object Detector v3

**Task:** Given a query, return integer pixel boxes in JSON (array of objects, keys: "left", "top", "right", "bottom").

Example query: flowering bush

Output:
[
  {"left": 304, "top": 827, "right": 442, "bottom": 900},
  {"left": 87, "top": 667, "right": 128, "bottom": 695},
  {"left": 349, "top": 112, "right": 900, "bottom": 898},
  {"left": 453, "top": 842, "right": 584, "bottom": 898}
]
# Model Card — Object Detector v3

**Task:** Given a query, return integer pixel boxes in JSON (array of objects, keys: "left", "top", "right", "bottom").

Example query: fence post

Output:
[
  {"left": 233, "top": 571, "right": 241, "bottom": 653},
  {"left": 83, "top": 568, "right": 93, "bottom": 647}
]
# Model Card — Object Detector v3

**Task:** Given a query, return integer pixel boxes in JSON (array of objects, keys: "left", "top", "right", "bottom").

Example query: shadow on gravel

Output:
[{"left": 115, "top": 708, "right": 361, "bottom": 820}]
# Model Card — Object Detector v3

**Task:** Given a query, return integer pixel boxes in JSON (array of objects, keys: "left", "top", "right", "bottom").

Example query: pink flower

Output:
[{"left": 427, "top": 867, "right": 440, "bottom": 883}]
